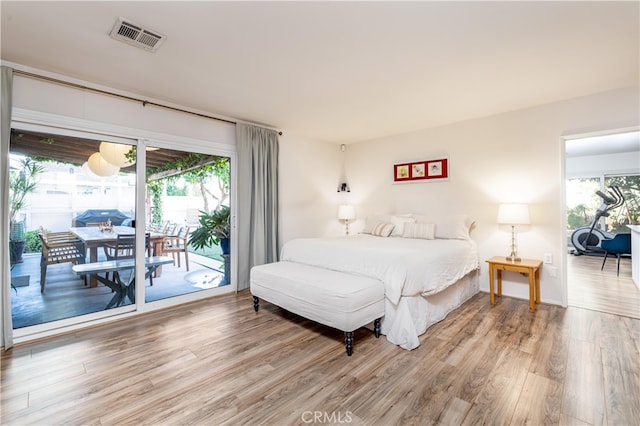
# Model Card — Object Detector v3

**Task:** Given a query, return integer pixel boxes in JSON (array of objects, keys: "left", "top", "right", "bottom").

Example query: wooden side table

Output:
[{"left": 486, "top": 256, "right": 542, "bottom": 312}]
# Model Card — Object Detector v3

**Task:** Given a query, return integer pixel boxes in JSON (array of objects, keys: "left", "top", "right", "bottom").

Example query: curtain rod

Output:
[{"left": 13, "top": 69, "right": 283, "bottom": 135}]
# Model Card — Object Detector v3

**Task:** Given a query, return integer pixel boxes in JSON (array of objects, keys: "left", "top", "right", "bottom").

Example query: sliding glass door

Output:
[
  {"left": 144, "top": 144, "right": 232, "bottom": 304},
  {"left": 8, "top": 125, "right": 235, "bottom": 336},
  {"left": 9, "top": 128, "right": 139, "bottom": 328}
]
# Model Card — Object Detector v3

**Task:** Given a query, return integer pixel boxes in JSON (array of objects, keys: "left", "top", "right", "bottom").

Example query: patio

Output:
[{"left": 10, "top": 251, "right": 228, "bottom": 329}]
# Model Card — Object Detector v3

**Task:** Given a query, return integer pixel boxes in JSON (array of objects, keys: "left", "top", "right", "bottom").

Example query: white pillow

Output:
[
  {"left": 413, "top": 214, "right": 475, "bottom": 240},
  {"left": 362, "top": 214, "right": 391, "bottom": 234},
  {"left": 371, "top": 222, "right": 395, "bottom": 237},
  {"left": 402, "top": 222, "right": 435, "bottom": 240},
  {"left": 390, "top": 215, "right": 416, "bottom": 237}
]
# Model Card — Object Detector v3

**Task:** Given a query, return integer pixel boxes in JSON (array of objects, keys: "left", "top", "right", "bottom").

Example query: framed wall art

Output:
[{"left": 394, "top": 158, "right": 449, "bottom": 182}]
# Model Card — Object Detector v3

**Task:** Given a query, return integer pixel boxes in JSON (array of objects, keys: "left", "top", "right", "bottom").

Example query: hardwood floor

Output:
[
  {"left": 2, "top": 289, "right": 639, "bottom": 425},
  {"left": 568, "top": 253, "right": 640, "bottom": 319}
]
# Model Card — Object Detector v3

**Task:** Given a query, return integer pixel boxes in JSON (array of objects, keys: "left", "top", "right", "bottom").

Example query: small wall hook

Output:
[{"left": 337, "top": 182, "right": 350, "bottom": 192}]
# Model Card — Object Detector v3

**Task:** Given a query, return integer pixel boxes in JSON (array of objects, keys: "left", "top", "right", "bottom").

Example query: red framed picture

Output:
[{"left": 394, "top": 158, "right": 448, "bottom": 182}]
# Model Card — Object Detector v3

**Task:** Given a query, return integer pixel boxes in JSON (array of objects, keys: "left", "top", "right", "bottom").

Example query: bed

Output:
[{"left": 279, "top": 214, "right": 480, "bottom": 350}]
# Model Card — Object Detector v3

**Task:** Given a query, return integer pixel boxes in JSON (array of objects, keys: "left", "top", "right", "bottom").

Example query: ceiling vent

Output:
[{"left": 109, "top": 17, "right": 166, "bottom": 52}]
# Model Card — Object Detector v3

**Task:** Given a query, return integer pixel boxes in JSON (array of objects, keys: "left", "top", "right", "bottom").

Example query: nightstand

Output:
[{"left": 486, "top": 256, "right": 542, "bottom": 312}]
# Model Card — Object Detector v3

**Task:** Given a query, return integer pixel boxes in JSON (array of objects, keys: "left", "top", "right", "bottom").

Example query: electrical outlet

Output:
[
  {"left": 547, "top": 266, "right": 557, "bottom": 277},
  {"left": 544, "top": 253, "right": 553, "bottom": 264}
]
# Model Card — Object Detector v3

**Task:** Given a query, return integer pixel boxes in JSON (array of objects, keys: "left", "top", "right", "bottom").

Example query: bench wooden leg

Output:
[
  {"left": 374, "top": 318, "right": 381, "bottom": 338},
  {"left": 253, "top": 296, "right": 259, "bottom": 312},
  {"left": 345, "top": 332, "right": 353, "bottom": 356},
  {"left": 40, "top": 258, "right": 47, "bottom": 293}
]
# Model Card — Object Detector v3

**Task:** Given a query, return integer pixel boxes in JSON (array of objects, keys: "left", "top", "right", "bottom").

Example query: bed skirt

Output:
[{"left": 381, "top": 269, "right": 479, "bottom": 350}]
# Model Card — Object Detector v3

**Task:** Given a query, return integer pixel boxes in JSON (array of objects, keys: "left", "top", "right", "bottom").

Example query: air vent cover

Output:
[{"left": 109, "top": 17, "right": 165, "bottom": 52}]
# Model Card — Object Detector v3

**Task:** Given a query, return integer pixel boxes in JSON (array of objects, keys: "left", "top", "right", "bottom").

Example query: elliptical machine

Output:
[{"left": 570, "top": 186, "right": 625, "bottom": 255}]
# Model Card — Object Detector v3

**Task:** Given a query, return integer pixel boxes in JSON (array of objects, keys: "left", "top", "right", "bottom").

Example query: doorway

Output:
[{"left": 564, "top": 129, "right": 640, "bottom": 318}]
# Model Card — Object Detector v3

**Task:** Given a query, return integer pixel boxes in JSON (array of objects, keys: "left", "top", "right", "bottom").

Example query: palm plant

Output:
[
  {"left": 9, "top": 157, "right": 43, "bottom": 263},
  {"left": 9, "top": 158, "right": 43, "bottom": 232},
  {"left": 188, "top": 205, "right": 231, "bottom": 253}
]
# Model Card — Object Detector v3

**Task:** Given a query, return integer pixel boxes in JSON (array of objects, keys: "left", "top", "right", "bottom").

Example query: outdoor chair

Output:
[
  {"left": 38, "top": 228, "right": 86, "bottom": 292},
  {"left": 600, "top": 233, "right": 632, "bottom": 276},
  {"left": 165, "top": 223, "right": 178, "bottom": 238},
  {"left": 146, "top": 220, "right": 169, "bottom": 233},
  {"left": 164, "top": 226, "right": 191, "bottom": 271},
  {"left": 104, "top": 233, "right": 154, "bottom": 285}
]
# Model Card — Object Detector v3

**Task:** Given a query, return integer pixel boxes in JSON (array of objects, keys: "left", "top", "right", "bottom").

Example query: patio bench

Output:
[
  {"left": 39, "top": 229, "right": 86, "bottom": 292},
  {"left": 72, "top": 256, "right": 174, "bottom": 308}
]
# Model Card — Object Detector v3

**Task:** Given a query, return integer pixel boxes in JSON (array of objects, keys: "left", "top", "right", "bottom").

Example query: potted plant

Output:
[
  {"left": 9, "top": 158, "right": 43, "bottom": 263},
  {"left": 189, "top": 205, "right": 231, "bottom": 283},
  {"left": 189, "top": 205, "right": 231, "bottom": 253}
]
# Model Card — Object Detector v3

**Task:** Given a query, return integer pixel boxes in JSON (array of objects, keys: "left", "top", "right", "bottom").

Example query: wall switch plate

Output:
[
  {"left": 547, "top": 266, "right": 557, "bottom": 277},
  {"left": 544, "top": 253, "right": 553, "bottom": 264}
]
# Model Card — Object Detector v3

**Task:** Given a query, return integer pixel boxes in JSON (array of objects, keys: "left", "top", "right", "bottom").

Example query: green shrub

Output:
[{"left": 24, "top": 230, "right": 42, "bottom": 253}]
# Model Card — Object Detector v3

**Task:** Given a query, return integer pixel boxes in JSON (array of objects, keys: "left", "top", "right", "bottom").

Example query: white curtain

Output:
[
  {"left": 236, "top": 123, "right": 279, "bottom": 290},
  {"left": 1, "top": 66, "right": 14, "bottom": 349}
]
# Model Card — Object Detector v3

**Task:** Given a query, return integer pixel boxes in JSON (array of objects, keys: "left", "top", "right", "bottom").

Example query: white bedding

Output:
[
  {"left": 280, "top": 235, "right": 479, "bottom": 305},
  {"left": 382, "top": 271, "right": 479, "bottom": 350}
]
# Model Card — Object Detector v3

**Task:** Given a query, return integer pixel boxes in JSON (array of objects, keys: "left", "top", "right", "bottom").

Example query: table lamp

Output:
[
  {"left": 497, "top": 203, "right": 530, "bottom": 262},
  {"left": 338, "top": 205, "right": 356, "bottom": 235}
]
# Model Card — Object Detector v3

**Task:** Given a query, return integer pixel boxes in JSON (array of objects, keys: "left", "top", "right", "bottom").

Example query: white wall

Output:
[
  {"left": 567, "top": 151, "right": 640, "bottom": 178},
  {"left": 278, "top": 133, "right": 343, "bottom": 246},
  {"left": 344, "top": 87, "right": 640, "bottom": 307}
]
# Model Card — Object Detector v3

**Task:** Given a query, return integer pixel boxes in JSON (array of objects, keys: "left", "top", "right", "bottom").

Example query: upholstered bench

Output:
[{"left": 250, "top": 261, "right": 385, "bottom": 356}]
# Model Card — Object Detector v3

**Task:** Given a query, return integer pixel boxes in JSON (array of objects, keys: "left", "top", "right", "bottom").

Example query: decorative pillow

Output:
[
  {"left": 402, "top": 222, "right": 435, "bottom": 240},
  {"left": 412, "top": 214, "right": 475, "bottom": 240},
  {"left": 371, "top": 222, "right": 395, "bottom": 237},
  {"left": 390, "top": 215, "right": 416, "bottom": 237},
  {"left": 362, "top": 214, "right": 391, "bottom": 234}
]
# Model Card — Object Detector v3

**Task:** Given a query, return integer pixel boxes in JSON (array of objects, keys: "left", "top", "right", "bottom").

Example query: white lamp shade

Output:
[
  {"left": 497, "top": 203, "right": 530, "bottom": 225},
  {"left": 87, "top": 152, "right": 120, "bottom": 177},
  {"left": 81, "top": 161, "right": 101, "bottom": 180},
  {"left": 338, "top": 204, "right": 356, "bottom": 220},
  {"left": 100, "top": 142, "right": 135, "bottom": 167}
]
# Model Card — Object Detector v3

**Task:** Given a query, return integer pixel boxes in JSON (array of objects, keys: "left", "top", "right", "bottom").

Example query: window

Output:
[
  {"left": 566, "top": 177, "right": 602, "bottom": 231},
  {"left": 604, "top": 174, "right": 640, "bottom": 232}
]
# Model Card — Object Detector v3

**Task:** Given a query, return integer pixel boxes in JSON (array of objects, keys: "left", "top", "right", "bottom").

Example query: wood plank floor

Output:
[
  {"left": 568, "top": 254, "right": 640, "bottom": 319},
  {"left": 2, "top": 290, "right": 639, "bottom": 425}
]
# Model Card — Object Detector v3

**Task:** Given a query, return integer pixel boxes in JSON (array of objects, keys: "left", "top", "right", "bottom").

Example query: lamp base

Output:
[
  {"left": 505, "top": 253, "right": 521, "bottom": 262},
  {"left": 505, "top": 225, "right": 521, "bottom": 262}
]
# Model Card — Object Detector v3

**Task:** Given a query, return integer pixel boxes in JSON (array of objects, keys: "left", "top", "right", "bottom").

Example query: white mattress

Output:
[
  {"left": 281, "top": 235, "right": 479, "bottom": 304},
  {"left": 251, "top": 261, "right": 385, "bottom": 332}
]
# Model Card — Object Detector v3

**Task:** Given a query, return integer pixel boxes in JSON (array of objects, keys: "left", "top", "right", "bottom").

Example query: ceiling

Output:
[
  {"left": 1, "top": 1, "right": 638, "bottom": 144},
  {"left": 566, "top": 131, "right": 640, "bottom": 158}
]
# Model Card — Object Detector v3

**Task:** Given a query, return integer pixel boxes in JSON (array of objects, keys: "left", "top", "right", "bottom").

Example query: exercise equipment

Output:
[{"left": 570, "top": 186, "right": 625, "bottom": 255}]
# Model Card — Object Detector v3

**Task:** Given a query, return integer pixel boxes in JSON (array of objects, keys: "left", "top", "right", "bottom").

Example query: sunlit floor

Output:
[
  {"left": 10, "top": 252, "right": 229, "bottom": 329},
  {"left": 567, "top": 252, "right": 639, "bottom": 319}
]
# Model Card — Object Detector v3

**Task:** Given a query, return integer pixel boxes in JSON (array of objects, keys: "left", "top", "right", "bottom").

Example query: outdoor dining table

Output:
[{"left": 69, "top": 226, "right": 167, "bottom": 287}]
